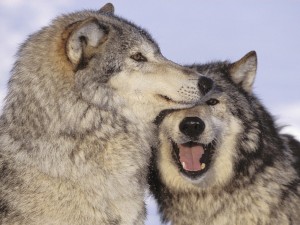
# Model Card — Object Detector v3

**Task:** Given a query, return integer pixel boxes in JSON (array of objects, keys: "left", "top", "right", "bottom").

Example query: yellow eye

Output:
[
  {"left": 130, "top": 52, "right": 147, "bottom": 62},
  {"left": 206, "top": 98, "right": 219, "bottom": 106}
]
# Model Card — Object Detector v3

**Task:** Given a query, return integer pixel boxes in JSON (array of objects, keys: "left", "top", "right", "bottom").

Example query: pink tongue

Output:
[{"left": 178, "top": 144, "right": 204, "bottom": 171}]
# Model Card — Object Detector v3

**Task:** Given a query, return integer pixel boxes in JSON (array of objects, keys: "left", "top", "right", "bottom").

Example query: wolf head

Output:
[
  {"left": 3, "top": 3, "right": 213, "bottom": 136},
  {"left": 152, "top": 51, "right": 263, "bottom": 189}
]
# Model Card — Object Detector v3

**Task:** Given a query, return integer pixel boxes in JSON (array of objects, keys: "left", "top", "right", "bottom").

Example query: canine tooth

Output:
[
  {"left": 201, "top": 163, "right": 206, "bottom": 170},
  {"left": 182, "top": 162, "right": 186, "bottom": 170}
]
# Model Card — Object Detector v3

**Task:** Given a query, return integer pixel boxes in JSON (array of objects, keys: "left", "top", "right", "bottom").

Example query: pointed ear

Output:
[
  {"left": 64, "top": 18, "right": 109, "bottom": 70},
  {"left": 98, "top": 3, "right": 115, "bottom": 14},
  {"left": 229, "top": 51, "right": 257, "bottom": 93}
]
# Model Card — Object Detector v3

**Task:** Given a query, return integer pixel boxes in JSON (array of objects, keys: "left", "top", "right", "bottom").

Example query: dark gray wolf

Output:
[
  {"left": 0, "top": 3, "right": 213, "bottom": 225},
  {"left": 149, "top": 51, "right": 300, "bottom": 225}
]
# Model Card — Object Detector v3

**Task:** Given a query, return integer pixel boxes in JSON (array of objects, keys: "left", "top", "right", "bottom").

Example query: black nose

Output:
[
  {"left": 179, "top": 117, "right": 205, "bottom": 139},
  {"left": 198, "top": 76, "right": 214, "bottom": 95}
]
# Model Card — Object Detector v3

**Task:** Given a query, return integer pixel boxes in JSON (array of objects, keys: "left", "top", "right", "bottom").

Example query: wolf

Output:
[
  {"left": 0, "top": 3, "right": 214, "bottom": 225},
  {"left": 149, "top": 51, "right": 300, "bottom": 225}
]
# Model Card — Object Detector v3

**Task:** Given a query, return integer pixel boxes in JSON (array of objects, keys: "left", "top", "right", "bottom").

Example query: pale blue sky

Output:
[{"left": 0, "top": 1, "right": 299, "bottom": 224}]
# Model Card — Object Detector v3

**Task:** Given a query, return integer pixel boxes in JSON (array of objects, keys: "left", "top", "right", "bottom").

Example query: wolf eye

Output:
[
  {"left": 206, "top": 98, "right": 219, "bottom": 106},
  {"left": 130, "top": 52, "right": 147, "bottom": 62}
]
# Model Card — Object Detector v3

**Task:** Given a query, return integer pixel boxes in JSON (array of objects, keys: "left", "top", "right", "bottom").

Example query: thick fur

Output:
[
  {"left": 0, "top": 4, "right": 209, "bottom": 225},
  {"left": 149, "top": 51, "right": 300, "bottom": 225}
]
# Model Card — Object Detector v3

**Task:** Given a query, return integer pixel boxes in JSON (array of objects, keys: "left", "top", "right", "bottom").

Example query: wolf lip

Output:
[
  {"left": 157, "top": 94, "right": 197, "bottom": 107},
  {"left": 172, "top": 140, "right": 214, "bottom": 178}
]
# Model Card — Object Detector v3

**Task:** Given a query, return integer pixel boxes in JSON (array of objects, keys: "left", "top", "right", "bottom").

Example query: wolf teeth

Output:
[
  {"left": 201, "top": 163, "right": 206, "bottom": 170},
  {"left": 182, "top": 162, "right": 186, "bottom": 170}
]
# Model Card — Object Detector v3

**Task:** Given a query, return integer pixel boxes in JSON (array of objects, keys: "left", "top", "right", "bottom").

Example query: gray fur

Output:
[
  {"left": 149, "top": 51, "right": 300, "bottom": 225},
  {"left": 0, "top": 4, "right": 209, "bottom": 225}
]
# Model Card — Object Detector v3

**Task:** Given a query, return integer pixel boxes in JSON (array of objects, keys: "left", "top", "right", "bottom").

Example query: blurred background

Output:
[{"left": 0, "top": 1, "right": 299, "bottom": 224}]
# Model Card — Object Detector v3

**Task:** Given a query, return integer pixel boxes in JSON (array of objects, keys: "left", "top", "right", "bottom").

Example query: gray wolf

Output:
[
  {"left": 149, "top": 51, "right": 300, "bottom": 225},
  {"left": 0, "top": 3, "right": 213, "bottom": 225}
]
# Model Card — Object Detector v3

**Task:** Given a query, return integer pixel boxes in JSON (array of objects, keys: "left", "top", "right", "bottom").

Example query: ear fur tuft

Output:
[
  {"left": 64, "top": 18, "right": 109, "bottom": 70},
  {"left": 98, "top": 3, "right": 115, "bottom": 14},
  {"left": 229, "top": 51, "right": 257, "bottom": 93}
]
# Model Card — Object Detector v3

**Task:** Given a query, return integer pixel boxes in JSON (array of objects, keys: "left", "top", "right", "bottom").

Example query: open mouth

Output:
[{"left": 171, "top": 140, "right": 215, "bottom": 179}]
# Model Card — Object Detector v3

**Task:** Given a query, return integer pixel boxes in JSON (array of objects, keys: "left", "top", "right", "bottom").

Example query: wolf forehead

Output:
[
  {"left": 189, "top": 62, "right": 232, "bottom": 85},
  {"left": 56, "top": 5, "right": 157, "bottom": 45},
  {"left": 18, "top": 4, "right": 159, "bottom": 75}
]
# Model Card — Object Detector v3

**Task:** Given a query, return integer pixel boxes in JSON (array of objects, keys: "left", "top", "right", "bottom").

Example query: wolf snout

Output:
[
  {"left": 198, "top": 76, "right": 214, "bottom": 95},
  {"left": 179, "top": 117, "right": 205, "bottom": 139}
]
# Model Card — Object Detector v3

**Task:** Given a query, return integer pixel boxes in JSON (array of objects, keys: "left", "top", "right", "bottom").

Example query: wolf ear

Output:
[
  {"left": 229, "top": 51, "right": 257, "bottom": 93},
  {"left": 64, "top": 18, "right": 109, "bottom": 70},
  {"left": 98, "top": 3, "right": 115, "bottom": 14}
]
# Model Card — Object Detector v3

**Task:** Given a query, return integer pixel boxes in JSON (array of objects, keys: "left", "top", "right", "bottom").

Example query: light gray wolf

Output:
[
  {"left": 0, "top": 3, "right": 214, "bottom": 225},
  {"left": 149, "top": 51, "right": 300, "bottom": 225}
]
